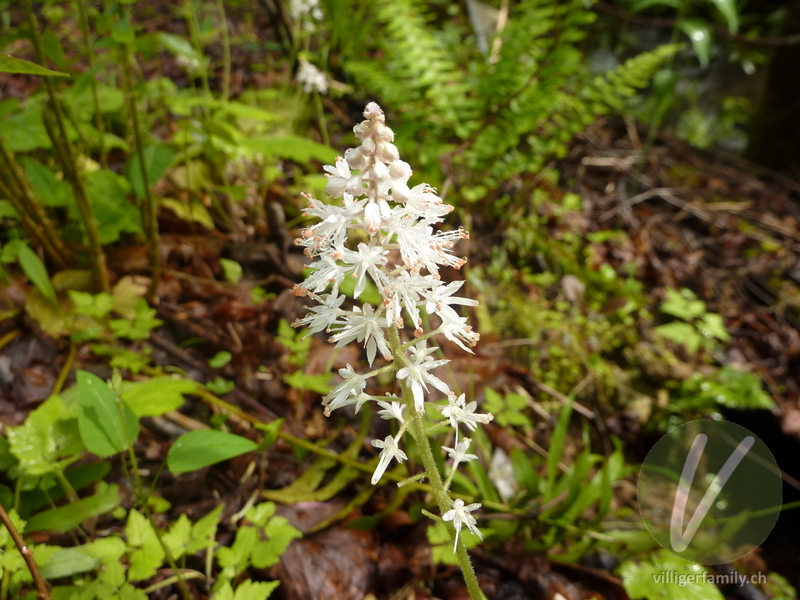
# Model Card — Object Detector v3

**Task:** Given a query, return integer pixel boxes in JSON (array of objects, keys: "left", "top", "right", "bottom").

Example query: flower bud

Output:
[
  {"left": 379, "top": 142, "right": 399, "bottom": 163},
  {"left": 361, "top": 137, "right": 376, "bottom": 156},
  {"left": 345, "top": 147, "right": 367, "bottom": 170},
  {"left": 370, "top": 160, "right": 388, "bottom": 181},
  {"left": 388, "top": 160, "right": 412, "bottom": 181},
  {"left": 364, "top": 201, "right": 381, "bottom": 235},
  {"left": 353, "top": 122, "right": 370, "bottom": 139}
]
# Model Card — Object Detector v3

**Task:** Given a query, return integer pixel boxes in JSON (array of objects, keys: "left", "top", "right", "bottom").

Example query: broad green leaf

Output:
[
  {"left": 126, "top": 509, "right": 165, "bottom": 581},
  {"left": 41, "top": 30, "right": 67, "bottom": 68},
  {"left": 620, "top": 550, "right": 724, "bottom": 600},
  {"left": 699, "top": 312, "right": 729, "bottom": 341},
  {"left": 157, "top": 32, "right": 203, "bottom": 63},
  {"left": 217, "top": 526, "right": 258, "bottom": 577},
  {"left": 162, "top": 514, "right": 192, "bottom": 560},
  {"left": 660, "top": 288, "right": 706, "bottom": 320},
  {"left": 17, "top": 244, "right": 57, "bottom": 309},
  {"left": 186, "top": 504, "right": 224, "bottom": 554},
  {"left": 126, "top": 145, "right": 174, "bottom": 199},
  {"left": 26, "top": 483, "right": 121, "bottom": 533},
  {"left": 251, "top": 516, "right": 302, "bottom": 568},
  {"left": 121, "top": 377, "right": 198, "bottom": 417},
  {"left": 631, "top": 0, "right": 683, "bottom": 11},
  {"left": 84, "top": 170, "right": 143, "bottom": 244},
  {"left": 21, "top": 157, "right": 75, "bottom": 208},
  {"left": 654, "top": 322, "right": 703, "bottom": 354},
  {"left": 76, "top": 370, "right": 139, "bottom": 457},
  {"left": 0, "top": 103, "right": 51, "bottom": 152},
  {"left": 111, "top": 17, "right": 135, "bottom": 46},
  {"left": 232, "top": 580, "right": 281, "bottom": 600},
  {"left": 0, "top": 200, "right": 20, "bottom": 220},
  {"left": 0, "top": 54, "right": 68, "bottom": 76},
  {"left": 219, "top": 259, "right": 242, "bottom": 285},
  {"left": 161, "top": 198, "right": 215, "bottom": 229},
  {"left": 708, "top": 0, "right": 738, "bottom": 33},
  {"left": 22, "top": 462, "right": 111, "bottom": 514},
  {"left": 209, "top": 351, "right": 233, "bottom": 368},
  {"left": 7, "top": 395, "right": 76, "bottom": 477},
  {"left": 167, "top": 430, "right": 258, "bottom": 474},
  {"left": 240, "top": 135, "right": 336, "bottom": 165},
  {"left": 678, "top": 20, "right": 712, "bottom": 68},
  {"left": 39, "top": 547, "right": 100, "bottom": 579}
]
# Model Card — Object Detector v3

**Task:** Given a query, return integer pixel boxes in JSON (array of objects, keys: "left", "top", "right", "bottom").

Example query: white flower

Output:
[
  {"left": 442, "top": 499, "right": 482, "bottom": 551},
  {"left": 376, "top": 400, "right": 405, "bottom": 423},
  {"left": 329, "top": 304, "right": 390, "bottom": 366},
  {"left": 440, "top": 394, "right": 493, "bottom": 438},
  {"left": 396, "top": 346, "right": 451, "bottom": 412},
  {"left": 443, "top": 438, "right": 478, "bottom": 466},
  {"left": 423, "top": 280, "right": 478, "bottom": 316},
  {"left": 297, "top": 60, "right": 327, "bottom": 94},
  {"left": 489, "top": 448, "right": 519, "bottom": 503},
  {"left": 322, "top": 365, "right": 365, "bottom": 416},
  {"left": 323, "top": 158, "right": 363, "bottom": 198},
  {"left": 341, "top": 243, "right": 389, "bottom": 299},
  {"left": 371, "top": 435, "right": 407, "bottom": 485},
  {"left": 293, "top": 293, "right": 346, "bottom": 334}
]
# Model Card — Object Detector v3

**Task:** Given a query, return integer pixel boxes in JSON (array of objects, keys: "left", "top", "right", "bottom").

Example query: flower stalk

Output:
[{"left": 294, "top": 103, "right": 491, "bottom": 598}]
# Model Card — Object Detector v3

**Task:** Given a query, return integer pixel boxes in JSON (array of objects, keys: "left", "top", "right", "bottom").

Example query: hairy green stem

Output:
[
  {"left": 387, "top": 326, "right": 483, "bottom": 600},
  {"left": 215, "top": 0, "right": 231, "bottom": 102},
  {"left": 119, "top": 45, "right": 160, "bottom": 302},
  {"left": 75, "top": 0, "right": 107, "bottom": 167},
  {"left": 0, "top": 140, "right": 71, "bottom": 268},
  {"left": 23, "top": 0, "right": 109, "bottom": 292}
]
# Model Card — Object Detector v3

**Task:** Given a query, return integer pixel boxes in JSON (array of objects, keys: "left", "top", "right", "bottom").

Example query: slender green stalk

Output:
[
  {"left": 23, "top": 0, "right": 109, "bottom": 292},
  {"left": 215, "top": 0, "right": 231, "bottom": 102},
  {"left": 119, "top": 46, "right": 160, "bottom": 302},
  {"left": 387, "top": 327, "right": 484, "bottom": 600},
  {"left": 0, "top": 140, "right": 71, "bottom": 269},
  {"left": 75, "top": 0, "right": 108, "bottom": 168}
]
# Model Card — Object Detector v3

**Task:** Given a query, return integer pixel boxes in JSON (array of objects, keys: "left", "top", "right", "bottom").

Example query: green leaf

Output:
[
  {"left": 186, "top": 504, "right": 223, "bottom": 554},
  {"left": 162, "top": 514, "right": 192, "bottom": 560},
  {"left": 654, "top": 322, "right": 703, "bottom": 354},
  {"left": 0, "top": 103, "right": 51, "bottom": 152},
  {"left": 209, "top": 351, "right": 233, "bottom": 368},
  {"left": 678, "top": 19, "right": 712, "bottom": 68},
  {"left": 26, "top": 483, "right": 121, "bottom": 533},
  {"left": 41, "top": 30, "right": 67, "bottom": 68},
  {"left": 161, "top": 198, "right": 215, "bottom": 229},
  {"left": 0, "top": 54, "right": 68, "bottom": 77},
  {"left": 240, "top": 135, "right": 336, "bottom": 165},
  {"left": 708, "top": 0, "right": 738, "bottom": 33},
  {"left": 251, "top": 516, "right": 302, "bottom": 568},
  {"left": 699, "top": 312, "right": 729, "bottom": 342},
  {"left": 0, "top": 200, "right": 20, "bottom": 220},
  {"left": 546, "top": 394, "right": 574, "bottom": 496},
  {"left": 233, "top": 580, "right": 281, "bottom": 600},
  {"left": 619, "top": 550, "right": 724, "bottom": 600},
  {"left": 21, "top": 157, "right": 75, "bottom": 208},
  {"left": 219, "top": 259, "right": 242, "bottom": 285},
  {"left": 121, "top": 377, "right": 198, "bottom": 417},
  {"left": 76, "top": 370, "right": 139, "bottom": 458},
  {"left": 660, "top": 288, "right": 706, "bottom": 320},
  {"left": 126, "top": 145, "right": 174, "bottom": 199},
  {"left": 84, "top": 170, "right": 143, "bottom": 244},
  {"left": 631, "top": 0, "right": 683, "bottom": 11},
  {"left": 39, "top": 547, "right": 100, "bottom": 579},
  {"left": 7, "top": 395, "right": 77, "bottom": 477},
  {"left": 126, "top": 509, "right": 165, "bottom": 581},
  {"left": 167, "top": 430, "right": 258, "bottom": 474},
  {"left": 111, "top": 17, "right": 135, "bottom": 46},
  {"left": 17, "top": 244, "right": 58, "bottom": 309}
]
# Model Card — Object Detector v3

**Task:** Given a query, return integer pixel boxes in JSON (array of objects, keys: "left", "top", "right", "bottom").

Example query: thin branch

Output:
[{"left": 0, "top": 504, "right": 51, "bottom": 600}]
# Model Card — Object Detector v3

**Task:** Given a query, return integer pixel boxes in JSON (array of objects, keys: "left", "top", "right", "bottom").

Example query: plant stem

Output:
[
  {"left": 119, "top": 45, "right": 160, "bottom": 303},
  {"left": 0, "top": 140, "right": 71, "bottom": 269},
  {"left": 387, "top": 326, "right": 484, "bottom": 600},
  {"left": 0, "top": 504, "right": 51, "bottom": 600},
  {"left": 215, "top": 0, "right": 231, "bottom": 102},
  {"left": 75, "top": 0, "right": 108, "bottom": 168},
  {"left": 23, "top": 0, "right": 109, "bottom": 292}
]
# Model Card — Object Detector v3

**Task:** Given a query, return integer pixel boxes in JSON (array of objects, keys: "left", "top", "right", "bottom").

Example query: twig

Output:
[
  {"left": 51, "top": 343, "right": 76, "bottom": 396},
  {"left": 23, "top": 0, "right": 109, "bottom": 292},
  {"left": 0, "top": 504, "right": 51, "bottom": 600}
]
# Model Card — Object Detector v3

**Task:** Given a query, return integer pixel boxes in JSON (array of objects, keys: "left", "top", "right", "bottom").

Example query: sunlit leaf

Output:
[
  {"left": 167, "top": 430, "right": 258, "bottom": 474},
  {"left": 678, "top": 19, "right": 712, "bottom": 68},
  {"left": 76, "top": 370, "right": 139, "bottom": 458},
  {"left": 0, "top": 54, "right": 68, "bottom": 76}
]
